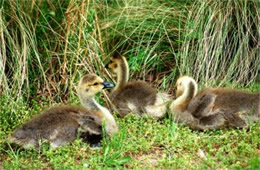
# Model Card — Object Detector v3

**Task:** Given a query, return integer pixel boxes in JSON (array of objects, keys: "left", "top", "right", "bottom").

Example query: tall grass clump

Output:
[
  {"left": 93, "top": 0, "right": 191, "bottom": 80},
  {"left": 0, "top": 0, "right": 192, "bottom": 101},
  {"left": 176, "top": 0, "right": 260, "bottom": 86},
  {"left": 0, "top": 0, "right": 259, "bottom": 104},
  {"left": 0, "top": 1, "right": 108, "bottom": 102}
]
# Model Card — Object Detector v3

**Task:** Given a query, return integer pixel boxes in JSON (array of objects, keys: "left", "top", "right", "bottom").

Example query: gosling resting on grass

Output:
[
  {"left": 8, "top": 74, "right": 118, "bottom": 149},
  {"left": 170, "top": 76, "right": 260, "bottom": 130},
  {"left": 107, "top": 55, "right": 170, "bottom": 119}
]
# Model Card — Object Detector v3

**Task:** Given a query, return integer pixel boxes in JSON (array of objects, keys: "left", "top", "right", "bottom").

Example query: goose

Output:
[
  {"left": 8, "top": 74, "right": 118, "bottom": 149},
  {"left": 106, "top": 55, "right": 170, "bottom": 119},
  {"left": 170, "top": 76, "right": 260, "bottom": 130}
]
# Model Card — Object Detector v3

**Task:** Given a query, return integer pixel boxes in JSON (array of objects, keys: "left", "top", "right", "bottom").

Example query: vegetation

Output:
[{"left": 0, "top": 0, "right": 259, "bottom": 169}]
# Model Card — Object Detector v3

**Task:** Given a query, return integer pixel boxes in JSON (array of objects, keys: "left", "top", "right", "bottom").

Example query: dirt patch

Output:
[{"left": 129, "top": 146, "right": 165, "bottom": 168}]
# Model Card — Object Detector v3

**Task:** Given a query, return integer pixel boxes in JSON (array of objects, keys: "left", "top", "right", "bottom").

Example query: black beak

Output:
[
  {"left": 102, "top": 82, "right": 115, "bottom": 89},
  {"left": 105, "top": 64, "right": 109, "bottom": 69}
]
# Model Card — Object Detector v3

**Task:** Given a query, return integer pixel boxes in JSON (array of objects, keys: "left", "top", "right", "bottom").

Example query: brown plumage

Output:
[
  {"left": 109, "top": 81, "right": 157, "bottom": 116},
  {"left": 170, "top": 76, "right": 260, "bottom": 130},
  {"left": 107, "top": 55, "right": 170, "bottom": 118},
  {"left": 8, "top": 74, "right": 118, "bottom": 149}
]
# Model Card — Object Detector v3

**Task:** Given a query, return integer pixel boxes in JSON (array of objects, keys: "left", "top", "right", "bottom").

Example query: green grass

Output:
[{"left": 0, "top": 85, "right": 259, "bottom": 169}]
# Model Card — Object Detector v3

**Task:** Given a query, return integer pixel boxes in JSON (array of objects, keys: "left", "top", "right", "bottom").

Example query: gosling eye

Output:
[
  {"left": 93, "top": 82, "right": 98, "bottom": 86},
  {"left": 114, "top": 64, "right": 118, "bottom": 68}
]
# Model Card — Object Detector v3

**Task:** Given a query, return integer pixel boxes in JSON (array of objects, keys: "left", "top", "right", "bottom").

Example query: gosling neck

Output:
[
  {"left": 114, "top": 57, "right": 129, "bottom": 91},
  {"left": 79, "top": 94, "right": 118, "bottom": 135},
  {"left": 173, "top": 81, "right": 198, "bottom": 109},
  {"left": 79, "top": 95, "right": 99, "bottom": 111}
]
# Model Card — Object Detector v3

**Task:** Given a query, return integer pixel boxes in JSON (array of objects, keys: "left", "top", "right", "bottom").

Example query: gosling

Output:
[
  {"left": 170, "top": 76, "right": 260, "bottom": 130},
  {"left": 106, "top": 55, "right": 170, "bottom": 119},
  {"left": 8, "top": 74, "right": 118, "bottom": 149}
]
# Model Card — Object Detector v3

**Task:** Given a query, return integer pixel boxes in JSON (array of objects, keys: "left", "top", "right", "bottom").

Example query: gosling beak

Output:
[{"left": 102, "top": 82, "right": 115, "bottom": 89}]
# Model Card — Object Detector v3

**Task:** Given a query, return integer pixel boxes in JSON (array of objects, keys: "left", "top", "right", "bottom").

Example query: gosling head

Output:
[
  {"left": 77, "top": 74, "right": 115, "bottom": 98},
  {"left": 106, "top": 55, "right": 127, "bottom": 75},
  {"left": 175, "top": 76, "right": 198, "bottom": 98}
]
